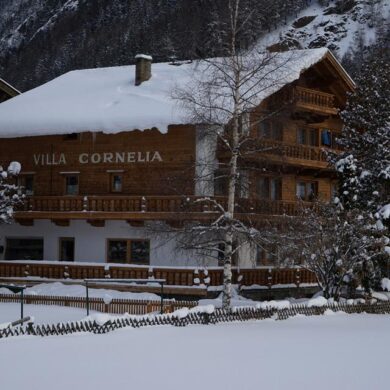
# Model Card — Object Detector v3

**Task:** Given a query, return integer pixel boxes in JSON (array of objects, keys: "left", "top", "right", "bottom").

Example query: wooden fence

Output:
[
  {"left": 0, "top": 261, "right": 317, "bottom": 288},
  {"left": 0, "top": 293, "right": 196, "bottom": 315},
  {"left": 2, "top": 301, "right": 390, "bottom": 340}
]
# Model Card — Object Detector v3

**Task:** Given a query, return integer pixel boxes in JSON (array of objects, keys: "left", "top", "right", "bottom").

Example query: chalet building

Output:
[
  {"left": 0, "top": 78, "right": 20, "bottom": 103},
  {"left": 0, "top": 49, "right": 354, "bottom": 267}
]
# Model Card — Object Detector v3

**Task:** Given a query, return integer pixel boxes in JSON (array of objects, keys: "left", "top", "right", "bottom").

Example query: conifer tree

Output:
[{"left": 334, "top": 56, "right": 390, "bottom": 228}]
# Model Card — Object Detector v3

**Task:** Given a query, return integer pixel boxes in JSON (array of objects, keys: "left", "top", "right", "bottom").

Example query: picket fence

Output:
[
  {"left": 1, "top": 301, "right": 390, "bottom": 340},
  {"left": 0, "top": 294, "right": 196, "bottom": 315}
]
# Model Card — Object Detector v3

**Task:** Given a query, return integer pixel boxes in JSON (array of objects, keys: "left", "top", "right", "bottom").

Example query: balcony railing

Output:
[
  {"left": 258, "top": 139, "right": 329, "bottom": 164},
  {"left": 292, "top": 86, "right": 338, "bottom": 114},
  {"left": 17, "top": 196, "right": 309, "bottom": 217}
]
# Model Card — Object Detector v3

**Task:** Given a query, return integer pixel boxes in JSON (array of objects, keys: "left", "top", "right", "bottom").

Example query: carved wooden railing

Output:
[
  {"left": 18, "top": 196, "right": 309, "bottom": 216},
  {"left": 258, "top": 139, "right": 329, "bottom": 163},
  {"left": 0, "top": 261, "right": 318, "bottom": 287},
  {"left": 292, "top": 86, "right": 337, "bottom": 112}
]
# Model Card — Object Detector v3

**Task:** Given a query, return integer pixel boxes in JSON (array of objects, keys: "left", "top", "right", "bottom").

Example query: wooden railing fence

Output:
[
  {"left": 0, "top": 261, "right": 318, "bottom": 288},
  {"left": 19, "top": 195, "right": 314, "bottom": 217},
  {"left": 0, "top": 294, "right": 196, "bottom": 315}
]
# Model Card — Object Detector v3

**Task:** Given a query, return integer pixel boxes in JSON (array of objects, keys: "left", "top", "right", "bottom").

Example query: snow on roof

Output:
[{"left": 0, "top": 48, "right": 331, "bottom": 138}]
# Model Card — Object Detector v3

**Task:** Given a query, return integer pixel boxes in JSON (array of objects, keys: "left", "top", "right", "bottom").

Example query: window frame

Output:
[
  {"left": 296, "top": 180, "right": 318, "bottom": 201},
  {"left": 110, "top": 173, "right": 124, "bottom": 193},
  {"left": 257, "top": 176, "right": 282, "bottom": 201},
  {"left": 17, "top": 173, "right": 35, "bottom": 196},
  {"left": 296, "top": 127, "right": 319, "bottom": 147},
  {"left": 64, "top": 174, "right": 79, "bottom": 195},
  {"left": 257, "top": 119, "right": 283, "bottom": 141},
  {"left": 59, "top": 237, "right": 75, "bottom": 262},
  {"left": 106, "top": 238, "right": 150, "bottom": 265}
]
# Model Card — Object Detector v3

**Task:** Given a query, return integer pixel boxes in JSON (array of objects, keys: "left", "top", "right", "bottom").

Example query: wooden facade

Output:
[{"left": 0, "top": 50, "right": 354, "bottom": 267}]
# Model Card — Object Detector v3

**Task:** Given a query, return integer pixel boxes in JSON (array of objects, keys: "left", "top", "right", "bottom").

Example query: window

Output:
[
  {"left": 238, "top": 170, "right": 249, "bottom": 199},
  {"left": 17, "top": 175, "right": 34, "bottom": 195},
  {"left": 331, "top": 182, "right": 338, "bottom": 200},
  {"left": 110, "top": 174, "right": 123, "bottom": 192},
  {"left": 256, "top": 247, "right": 277, "bottom": 266},
  {"left": 63, "top": 133, "right": 79, "bottom": 141},
  {"left": 297, "top": 128, "right": 318, "bottom": 146},
  {"left": 258, "top": 120, "right": 283, "bottom": 141},
  {"left": 5, "top": 238, "right": 43, "bottom": 260},
  {"left": 258, "top": 177, "right": 282, "bottom": 200},
  {"left": 214, "top": 173, "right": 228, "bottom": 196},
  {"left": 107, "top": 239, "right": 150, "bottom": 264},
  {"left": 321, "top": 129, "right": 332, "bottom": 147},
  {"left": 59, "top": 237, "right": 75, "bottom": 262},
  {"left": 296, "top": 181, "right": 318, "bottom": 201},
  {"left": 65, "top": 175, "right": 79, "bottom": 195}
]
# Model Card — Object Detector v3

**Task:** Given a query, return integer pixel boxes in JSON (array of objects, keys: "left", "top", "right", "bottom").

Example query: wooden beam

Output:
[
  {"left": 15, "top": 218, "right": 34, "bottom": 226},
  {"left": 127, "top": 220, "right": 144, "bottom": 227},
  {"left": 52, "top": 219, "right": 70, "bottom": 226},
  {"left": 87, "top": 219, "right": 105, "bottom": 227}
]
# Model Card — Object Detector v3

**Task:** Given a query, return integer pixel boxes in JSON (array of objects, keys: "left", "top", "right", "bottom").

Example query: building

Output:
[
  {"left": 0, "top": 78, "right": 20, "bottom": 103},
  {"left": 0, "top": 49, "right": 354, "bottom": 267}
]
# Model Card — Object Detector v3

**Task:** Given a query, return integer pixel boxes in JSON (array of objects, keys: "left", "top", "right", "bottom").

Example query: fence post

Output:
[{"left": 85, "top": 283, "right": 90, "bottom": 316}]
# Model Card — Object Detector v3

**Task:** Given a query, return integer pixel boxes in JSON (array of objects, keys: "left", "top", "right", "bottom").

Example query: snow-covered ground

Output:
[
  {"left": 1, "top": 313, "right": 389, "bottom": 390},
  {"left": 0, "top": 302, "right": 92, "bottom": 325}
]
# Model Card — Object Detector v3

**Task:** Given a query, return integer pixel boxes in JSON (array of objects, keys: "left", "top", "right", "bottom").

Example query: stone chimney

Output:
[{"left": 135, "top": 54, "right": 153, "bottom": 86}]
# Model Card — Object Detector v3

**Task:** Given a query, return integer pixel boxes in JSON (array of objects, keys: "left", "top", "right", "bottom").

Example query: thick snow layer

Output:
[
  {"left": 0, "top": 48, "right": 330, "bottom": 137},
  {"left": 1, "top": 314, "right": 390, "bottom": 390},
  {"left": 0, "top": 281, "right": 160, "bottom": 300},
  {"left": 0, "top": 302, "right": 92, "bottom": 325}
]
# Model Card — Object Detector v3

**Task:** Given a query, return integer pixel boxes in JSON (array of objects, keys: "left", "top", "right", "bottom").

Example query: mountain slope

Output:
[{"left": 260, "top": 0, "right": 389, "bottom": 59}]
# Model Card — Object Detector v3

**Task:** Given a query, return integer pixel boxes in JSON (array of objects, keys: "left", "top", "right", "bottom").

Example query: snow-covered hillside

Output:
[{"left": 260, "top": 0, "right": 390, "bottom": 59}]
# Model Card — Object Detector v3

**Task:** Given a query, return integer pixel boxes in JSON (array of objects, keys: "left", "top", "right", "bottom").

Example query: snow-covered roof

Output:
[{"left": 0, "top": 48, "right": 340, "bottom": 138}]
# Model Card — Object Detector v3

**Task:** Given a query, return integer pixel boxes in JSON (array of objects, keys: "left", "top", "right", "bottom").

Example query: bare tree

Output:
[{"left": 172, "top": 0, "right": 301, "bottom": 308}]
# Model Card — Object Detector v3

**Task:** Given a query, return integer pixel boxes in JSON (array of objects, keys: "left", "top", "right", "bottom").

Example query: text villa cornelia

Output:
[{"left": 33, "top": 151, "right": 163, "bottom": 166}]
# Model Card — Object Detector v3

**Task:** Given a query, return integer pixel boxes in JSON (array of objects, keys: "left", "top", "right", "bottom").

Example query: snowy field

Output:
[
  {"left": 0, "top": 302, "right": 92, "bottom": 325},
  {"left": 0, "top": 313, "right": 389, "bottom": 390}
]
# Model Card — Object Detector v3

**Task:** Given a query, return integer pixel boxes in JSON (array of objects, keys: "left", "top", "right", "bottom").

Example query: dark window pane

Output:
[
  {"left": 307, "top": 182, "right": 318, "bottom": 201},
  {"left": 270, "top": 179, "right": 282, "bottom": 200},
  {"left": 5, "top": 238, "right": 43, "bottom": 260},
  {"left": 309, "top": 129, "right": 318, "bottom": 146},
  {"left": 296, "top": 182, "right": 306, "bottom": 199},
  {"left": 108, "top": 240, "right": 127, "bottom": 263},
  {"left": 321, "top": 129, "right": 332, "bottom": 146},
  {"left": 297, "top": 128, "right": 306, "bottom": 144},
  {"left": 25, "top": 176, "right": 34, "bottom": 195},
  {"left": 66, "top": 175, "right": 79, "bottom": 195},
  {"left": 112, "top": 175, "right": 123, "bottom": 192},
  {"left": 60, "top": 238, "right": 75, "bottom": 261},
  {"left": 273, "top": 122, "right": 283, "bottom": 141},
  {"left": 130, "top": 241, "right": 150, "bottom": 264},
  {"left": 258, "top": 177, "right": 270, "bottom": 199},
  {"left": 258, "top": 121, "right": 271, "bottom": 138}
]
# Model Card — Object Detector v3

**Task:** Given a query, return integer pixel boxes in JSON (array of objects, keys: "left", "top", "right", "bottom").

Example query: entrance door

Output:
[{"left": 59, "top": 238, "right": 75, "bottom": 261}]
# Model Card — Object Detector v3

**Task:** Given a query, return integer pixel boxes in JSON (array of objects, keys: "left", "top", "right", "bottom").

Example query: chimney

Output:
[{"left": 135, "top": 54, "right": 153, "bottom": 86}]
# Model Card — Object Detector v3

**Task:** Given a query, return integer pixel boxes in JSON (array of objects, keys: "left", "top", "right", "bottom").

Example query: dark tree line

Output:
[{"left": 0, "top": 0, "right": 312, "bottom": 91}]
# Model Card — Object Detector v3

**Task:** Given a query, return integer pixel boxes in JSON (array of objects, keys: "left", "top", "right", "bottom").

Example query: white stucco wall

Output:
[{"left": 0, "top": 219, "right": 225, "bottom": 266}]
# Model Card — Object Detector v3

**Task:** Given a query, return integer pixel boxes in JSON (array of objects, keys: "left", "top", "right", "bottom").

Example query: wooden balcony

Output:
[
  {"left": 15, "top": 195, "right": 309, "bottom": 223},
  {"left": 256, "top": 139, "right": 330, "bottom": 169},
  {"left": 292, "top": 86, "right": 338, "bottom": 115}
]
